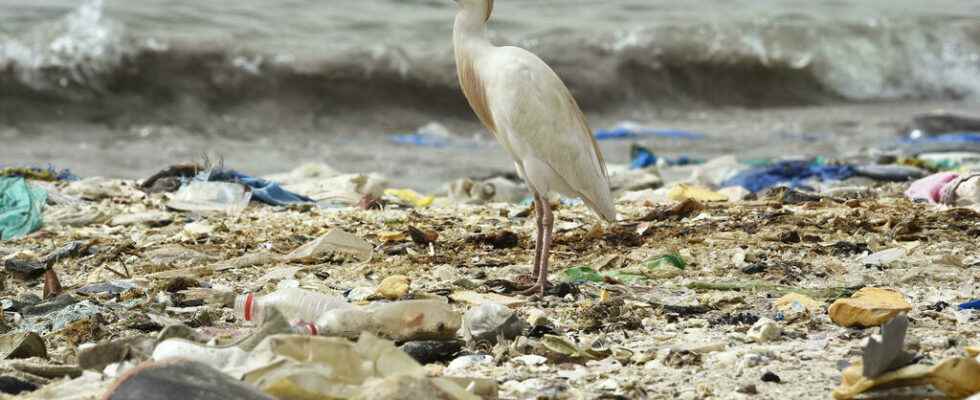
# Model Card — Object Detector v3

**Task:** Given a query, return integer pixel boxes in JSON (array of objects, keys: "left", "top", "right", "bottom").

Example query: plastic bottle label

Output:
[{"left": 243, "top": 293, "right": 255, "bottom": 321}]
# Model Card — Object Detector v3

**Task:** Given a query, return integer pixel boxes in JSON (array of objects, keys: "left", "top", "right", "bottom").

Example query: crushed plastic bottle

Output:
[
  {"left": 167, "top": 181, "right": 252, "bottom": 215},
  {"left": 234, "top": 287, "right": 351, "bottom": 324},
  {"left": 293, "top": 299, "right": 461, "bottom": 341}
]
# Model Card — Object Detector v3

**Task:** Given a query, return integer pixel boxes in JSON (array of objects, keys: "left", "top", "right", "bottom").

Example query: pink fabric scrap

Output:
[{"left": 905, "top": 172, "right": 959, "bottom": 204}]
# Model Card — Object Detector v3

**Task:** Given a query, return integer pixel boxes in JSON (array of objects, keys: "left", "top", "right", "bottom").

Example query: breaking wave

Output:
[{"left": 1, "top": 0, "right": 978, "bottom": 127}]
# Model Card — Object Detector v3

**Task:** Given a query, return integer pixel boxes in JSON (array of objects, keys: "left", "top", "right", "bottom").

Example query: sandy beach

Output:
[{"left": 1, "top": 0, "right": 979, "bottom": 398}]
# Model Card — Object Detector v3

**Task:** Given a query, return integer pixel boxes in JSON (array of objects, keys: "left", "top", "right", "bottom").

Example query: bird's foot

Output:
[{"left": 519, "top": 279, "right": 551, "bottom": 296}]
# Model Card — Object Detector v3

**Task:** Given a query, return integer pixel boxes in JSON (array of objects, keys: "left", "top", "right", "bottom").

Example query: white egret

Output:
[{"left": 452, "top": 0, "right": 616, "bottom": 295}]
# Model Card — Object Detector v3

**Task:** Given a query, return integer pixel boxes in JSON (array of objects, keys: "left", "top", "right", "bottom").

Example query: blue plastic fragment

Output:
[
  {"left": 389, "top": 134, "right": 451, "bottom": 148},
  {"left": 594, "top": 127, "right": 706, "bottom": 141},
  {"left": 630, "top": 146, "right": 658, "bottom": 169},
  {"left": 629, "top": 145, "right": 703, "bottom": 169},
  {"left": 203, "top": 169, "right": 314, "bottom": 206},
  {"left": 721, "top": 160, "right": 856, "bottom": 193},
  {"left": 900, "top": 132, "right": 980, "bottom": 144},
  {"left": 959, "top": 299, "right": 980, "bottom": 310}
]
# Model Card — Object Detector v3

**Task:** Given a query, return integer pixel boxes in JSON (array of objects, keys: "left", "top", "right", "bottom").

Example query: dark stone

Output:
[
  {"left": 760, "top": 371, "right": 781, "bottom": 383},
  {"left": 3, "top": 259, "right": 45, "bottom": 280},
  {"left": 544, "top": 282, "right": 579, "bottom": 297},
  {"left": 77, "top": 282, "right": 131, "bottom": 296},
  {"left": 40, "top": 241, "right": 85, "bottom": 266},
  {"left": 468, "top": 231, "right": 520, "bottom": 249},
  {"left": 657, "top": 304, "right": 711, "bottom": 316},
  {"left": 737, "top": 384, "right": 758, "bottom": 395},
  {"left": 829, "top": 241, "right": 869, "bottom": 257},
  {"left": 0, "top": 332, "right": 47, "bottom": 360},
  {"left": 20, "top": 294, "right": 78, "bottom": 317},
  {"left": 105, "top": 359, "right": 273, "bottom": 400},
  {"left": 778, "top": 231, "right": 801, "bottom": 244},
  {"left": 1, "top": 295, "right": 40, "bottom": 312},
  {"left": 741, "top": 263, "right": 768, "bottom": 274},
  {"left": 527, "top": 324, "right": 558, "bottom": 338},
  {"left": 711, "top": 312, "right": 760, "bottom": 326},
  {"left": 0, "top": 376, "right": 37, "bottom": 394},
  {"left": 399, "top": 340, "right": 463, "bottom": 364}
]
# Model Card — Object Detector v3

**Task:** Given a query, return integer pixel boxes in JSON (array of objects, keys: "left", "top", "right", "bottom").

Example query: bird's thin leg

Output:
[
  {"left": 522, "top": 196, "right": 553, "bottom": 296},
  {"left": 530, "top": 192, "right": 545, "bottom": 280}
]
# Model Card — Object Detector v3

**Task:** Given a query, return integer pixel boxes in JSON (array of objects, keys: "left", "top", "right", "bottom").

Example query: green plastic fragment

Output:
[
  {"left": 0, "top": 177, "right": 47, "bottom": 240},
  {"left": 563, "top": 266, "right": 603, "bottom": 283},
  {"left": 643, "top": 254, "right": 686, "bottom": 270},
  {"left": 562, "top": 267, "right": 646, "bottom": 284}
]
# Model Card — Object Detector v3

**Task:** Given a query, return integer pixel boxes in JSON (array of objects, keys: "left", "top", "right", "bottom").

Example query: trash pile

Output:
[{"left": 0, "top": 111, "right": 978, "bottom": 399}]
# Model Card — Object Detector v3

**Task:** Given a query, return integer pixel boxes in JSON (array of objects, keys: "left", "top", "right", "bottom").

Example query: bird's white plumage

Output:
[
  {"left": 453, "top": 0, "right": 615, "bottom": 223},
  {"left": 454, "top": 0, "right": 614, "bottom": 294},
  {"left": 479, "top": 46, "right": 615, "bottom": 221}
]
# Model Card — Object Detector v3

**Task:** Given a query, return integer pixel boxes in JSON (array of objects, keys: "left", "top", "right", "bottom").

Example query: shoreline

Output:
[{"left": 2, "top": 99, "right": 977, "bottom": 192}]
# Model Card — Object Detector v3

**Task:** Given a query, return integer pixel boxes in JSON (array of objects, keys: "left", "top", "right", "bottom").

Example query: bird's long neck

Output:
[
  {"left": 453, "top": 6, "right": 497, "bottom": 134},
  {"left": 453, "top": 7, "right": 492, "bottom": 58}
]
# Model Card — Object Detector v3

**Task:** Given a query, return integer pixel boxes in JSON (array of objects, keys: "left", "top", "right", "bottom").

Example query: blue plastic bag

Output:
[
  {"left": 721, "top": 160, "right": 855, "bottom": 193},
  {"left": 203, "top": 169, "right": 313, "bottom": 206}
]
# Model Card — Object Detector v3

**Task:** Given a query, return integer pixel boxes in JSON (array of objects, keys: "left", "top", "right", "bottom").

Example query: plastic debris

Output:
[
  {"left": 629, "top": 144, "right": 702, "bottom": 169},
  {"left": 167, "top": 181, "right": 252, "bottom": 215},
  {"left": 283, "top": 229, "right": 374, "bottom": 263},
  {"left": 306, "top": 299, "right": 461, "bottom": 341},
  {"left": 828, "top": 288, "right": 913, "bottom": 328},
  {"left": 746, "top": 318, "right": 781, "bottom": 343},
  {"left": 384, "top": 188, "right": 434, "bottom": 208},
  {"left": 156, "top": 332, "right": 487, "bottom": 400},
  {"left": 959, "top": 300, "right": 980, "bottom": 310},
  {"left": 721, "top": 160, "right": 856, "bottom": 193},
  {"left": 234, "top": 287, "right": 351, "bottom": 324},
  {"left": 0, "top": 177, "right": 46, "bottom": 240},
  {"left": 389, "top": 122, "right": 482, "bottom": 149},
  {"left": 461, "top": 303, "right": 528, "bottom": 345},
  {"left": 906, "top": 172, "right": 959, "bottom": 203},
  {"left": 204, "top": 169, "right": 314, "bottom": 206},
  {"left": 594, "top": 122, "right": 706, "bottom": 141},
  {"left": 448, "top": 176, "right": 526, "bottom": 204},
  {"left": 862, "top": 314, "right": 916, "bottom": 378},
  {"left": 0, "top": 153, "right": 976, "bottom": 398},
  {"left": 833, "top": 313, "right": 980, "bottom": 399},
  {"left": 773, "top": 293, "right": 822, "bottom": 314},
  {"left": 667, "top": 183, "right": 727, "bottom": 202},
  {"left": 859, "top": 248, "right": 907, "bottom": 266},
  {"left": 376, "top": 275, "right": 411, "bottom": 300}
]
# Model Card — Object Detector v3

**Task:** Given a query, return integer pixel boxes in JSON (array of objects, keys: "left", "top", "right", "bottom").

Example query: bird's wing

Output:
[{"left": 482, "top": 46, "right": 615, "bottom": 220}]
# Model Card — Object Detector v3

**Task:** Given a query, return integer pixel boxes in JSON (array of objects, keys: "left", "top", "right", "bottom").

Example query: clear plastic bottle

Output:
[
  {"left": 292, "top": 299, "right": 461, "bottom": 341},
  {"left": 234, "top": 287, "right": 350, "bottom": 324}
]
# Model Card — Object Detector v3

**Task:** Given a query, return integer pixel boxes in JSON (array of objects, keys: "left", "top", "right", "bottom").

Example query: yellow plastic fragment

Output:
[
  {"left": 667, "top": 183, "right": 727, "bottom": 202},
  {"left": 384, "top": 188, "right": 434, "bottom": 207}
]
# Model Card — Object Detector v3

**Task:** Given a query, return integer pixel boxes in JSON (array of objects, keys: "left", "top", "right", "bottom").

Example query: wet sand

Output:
[{"left": 3, "top": 100, "right": 977, "bottom": 192}]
